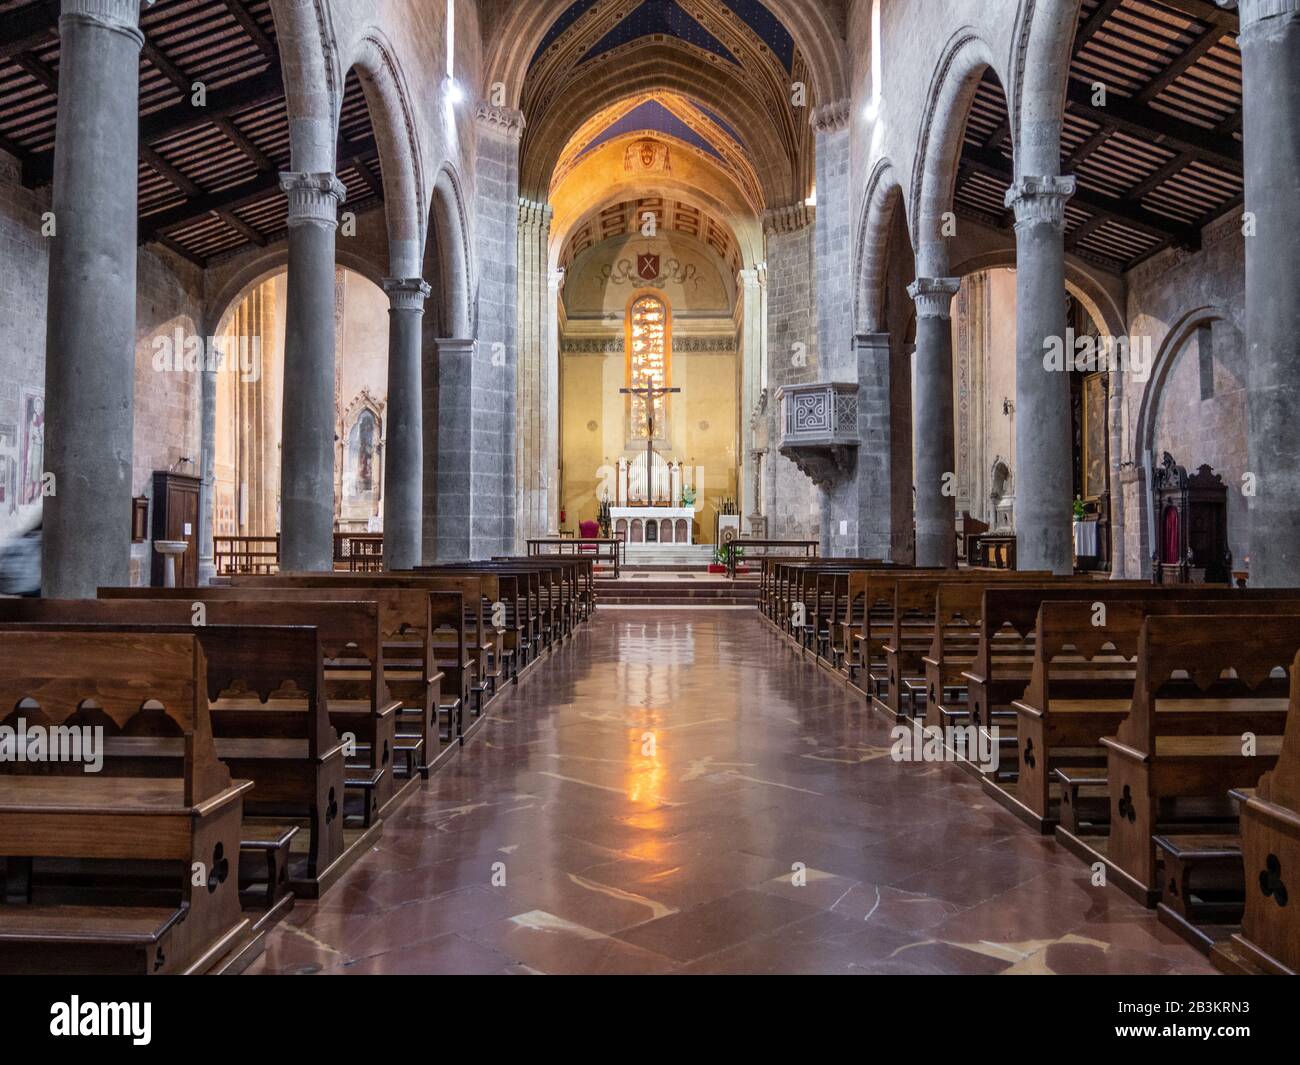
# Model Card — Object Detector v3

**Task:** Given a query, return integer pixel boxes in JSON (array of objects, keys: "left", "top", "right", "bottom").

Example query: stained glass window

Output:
[{"left": 628, "top": 295, "right": 669, "bottom": 438}]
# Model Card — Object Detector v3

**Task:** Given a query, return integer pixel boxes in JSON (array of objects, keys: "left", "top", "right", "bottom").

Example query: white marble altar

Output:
[{"left": 612, "top": 506, "right": 695, "bottom": 544}]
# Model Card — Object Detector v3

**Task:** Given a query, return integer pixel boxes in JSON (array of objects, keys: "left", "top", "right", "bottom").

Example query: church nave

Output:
[{"left": 250, "top": 609, "right": 1212, "bottom": 976}]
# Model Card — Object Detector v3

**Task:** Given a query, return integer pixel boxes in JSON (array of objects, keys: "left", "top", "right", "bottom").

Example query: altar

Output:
[{"left": 611, "top": 506, "right": 695, "bottom": 544}]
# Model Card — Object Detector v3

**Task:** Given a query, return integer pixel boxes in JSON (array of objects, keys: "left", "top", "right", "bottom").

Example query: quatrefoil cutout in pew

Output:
[
  {"left": 325, "top": 787, "right": 339, "bottom": 825},
  {"left": 1117, "top": 785, "right": 1137, "bottom": 823},
  {"left": 1259, "top": 854, "right": 1288, "bottom": 907},
  {"left": 207, "top": 842, "right": 230, "bottom": 894},
  {"left": 1022, "top": 739, "right": 1036, "bottom": 770}
]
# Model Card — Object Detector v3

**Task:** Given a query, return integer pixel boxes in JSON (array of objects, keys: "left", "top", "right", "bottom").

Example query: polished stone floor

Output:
[{"left": 250, "top": 608, "right": 1215, "bottom": 975}]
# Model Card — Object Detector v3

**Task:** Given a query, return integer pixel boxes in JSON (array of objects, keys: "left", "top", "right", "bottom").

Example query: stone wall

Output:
[
  {"left": 763, "top": 210, "right": 820, "bottom": 541},
  {"left": 0, "top": 154, "right": 49, "bottom": 542}
]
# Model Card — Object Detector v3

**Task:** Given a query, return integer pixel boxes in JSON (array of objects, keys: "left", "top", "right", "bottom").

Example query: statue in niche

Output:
[{"left": 990, "top": 457, "right": 1014, "bottom": 531}]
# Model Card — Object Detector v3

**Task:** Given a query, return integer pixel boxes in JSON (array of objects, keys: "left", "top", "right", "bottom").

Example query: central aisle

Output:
[{"left": 253, "top": 609, "right": 1212, "bottom": 975}]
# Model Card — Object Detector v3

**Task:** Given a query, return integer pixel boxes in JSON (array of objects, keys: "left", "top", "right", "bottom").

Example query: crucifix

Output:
[{"left": 620, "top": 373, "right": 680, "bottom": 504}]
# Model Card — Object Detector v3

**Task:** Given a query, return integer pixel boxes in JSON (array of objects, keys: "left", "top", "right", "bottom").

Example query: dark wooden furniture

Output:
[
  {"left": 1151, "top": 453, "right": 1231, "bottom": 584},
  {"left": 0, "top": 630, "right": 251, "bottom": 974},
  {"left": 956, "top": 511, "right": 988, "bottom": 563},
  {"left": 214, "top": 535, "right": 280, "bottom": 575},
  {"left": 972, "top": 533, "right": 1016, "bottom": 570},
  {"left": 725, "top": 538, "right": 818, "bottom": 579},
  {"left": 150, "top": 471, "right": 200, "bottom": 587}
]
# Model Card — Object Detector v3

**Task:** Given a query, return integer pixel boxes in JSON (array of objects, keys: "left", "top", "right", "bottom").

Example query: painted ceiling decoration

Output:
[
  {"left": 523, "top": 0, "right": 814, "bottom": 206},
  {"left": 551, "top": 91, "right": 764, "bottom": 209},
  {"left": 560, "top": 197, "right": 743, "bottom": 278},
  {"left": 576, "top": 99, "right": 727, "bottom": 164},
  {"left": 580, "top": 0, "right": 740, "bottom": 67}
]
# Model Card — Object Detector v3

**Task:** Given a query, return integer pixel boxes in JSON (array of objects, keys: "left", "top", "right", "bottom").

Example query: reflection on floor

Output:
[{"left": 250, "top": 609, "right": 1215, "bottom": 975}]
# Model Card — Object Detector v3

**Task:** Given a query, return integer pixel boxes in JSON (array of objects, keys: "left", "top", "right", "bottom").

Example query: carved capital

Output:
[
  {"left": 907, "top": 277, "right": 961, "bottom": 320},
  {"left": 1004, "top": 175, "right": 1077, "bottom": 231},
  {"left": 476, "top": 102, "right": 526, "bottom": 139},
  {"left": 383, "top": 277, "right": 431, "bottom": 314},
  {"left": 763, "top": 202, "right": 815, "bottom": 235},
  {"left": 61, "top": 0, "right": 144, "bottom": 45},
  {"left": 518, "top": 198, "right": 553, "bottom": 230},
  {"left": 811, "top": 98, "right": 852, "bottom": 134},
  {"left": 1222, "top": 0, "right": 1299, "bottom": 29},
  {"left": 280, "top": 172, "right": 346, "bottom": 229}
]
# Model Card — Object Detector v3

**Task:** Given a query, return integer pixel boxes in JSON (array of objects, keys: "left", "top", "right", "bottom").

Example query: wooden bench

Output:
[
  {"left": 1086, "top": 614, "right": 1299, "bottom": 906},
  {"left": 102, "top": 588, "right": 399, "bottom": 835},
  {"left": 0, "top": 631, "right": 253, "bottom": 975},
  {"left": 1220, "top": 647, "right": 1300, "bottom": 975},
  {"left": 1008, "top": 596, "right": 1300, "bottom": 833},
  {"left": 0, "top": 601, "right": 344, "bottom": 905}
]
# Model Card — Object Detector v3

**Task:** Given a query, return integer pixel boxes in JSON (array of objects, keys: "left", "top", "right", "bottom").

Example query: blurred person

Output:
[{"left": 0, "top": 508, "right": 41, "bottom": 597}]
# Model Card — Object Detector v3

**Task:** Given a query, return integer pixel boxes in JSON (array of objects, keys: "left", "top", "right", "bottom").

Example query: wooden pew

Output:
[
  {"left": 0, "top": 631, "right": 253, "bottom": 975},
  {"left": 229, "top": 572, "right": 485, "bottom": 720},
  {"left": 1007, "top": 597, "right": 1300, "bottom": 834},
  {"left": 1082, "top": 614, "right": 1300, "bottom": 906},
  {"left": 0, "top": 601, "right": 345, "bottom": 907},
  {"left": 1221, "top": 647, "right": 1300, "bottom": 975},
  {"left": 101, "top": 588, "right": 399, "bottom": 835}
]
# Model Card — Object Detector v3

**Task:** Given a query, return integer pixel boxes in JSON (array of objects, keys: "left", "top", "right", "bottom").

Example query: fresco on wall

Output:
[
  {"left": 0, "top": 423, "right": 16, "bottom": 516},
  {"left": 342, "top": 405, "right": 382, "bottom": 514},
  {"left": 20, "top": 390, "right": 43, "bottom": 506}
]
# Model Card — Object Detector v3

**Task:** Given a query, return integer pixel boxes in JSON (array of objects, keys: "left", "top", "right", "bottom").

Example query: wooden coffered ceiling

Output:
[
  {"left": 0, "top": 0, "right": 382, "bottom": 267},
  {"left": 956, "top": 0, "right": 1242, "bottom": 273}
]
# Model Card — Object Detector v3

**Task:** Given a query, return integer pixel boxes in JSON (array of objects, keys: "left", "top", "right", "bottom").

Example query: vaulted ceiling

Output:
[
  {"left": 520, "top": 0, "right": 813, "bottom": 207},
  {"left": 0, "top": 0, "right": 382, "bottom": 267},
  {"left": 955, "top": 0, "right": 1242, "bottom": 273},
  {"left": 551, "top": 92, "right": 763, "bottom": 210}
]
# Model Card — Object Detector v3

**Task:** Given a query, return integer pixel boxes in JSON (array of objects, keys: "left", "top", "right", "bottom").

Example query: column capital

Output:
[
  {"left": 763, "top": 202, "right": 815, "bottom": 235},
  {"left": 853, "top": 332, "right": 892, "bottom": 350},
  {"left": 547, "top": 267, "right": 566, "bottom": 290},
  {"left": 383, "top": 277, "right": 431, "bottom": 313},
  {"left": 476, "top": 102, "right": 526, "bottom": 139},
  {"left": 738, "top": 266, "right": 763, "bottom": 288},
  {"left": 1219, "top": 0, "right": 1298, "bottom": 28},
  {"left": 1004, "top": 175, "right": 1077, "bottom": 230},
  {"left": 518, "top": 198, "right": 553, "bottom": 230},
  {"left": 434, "top": 337, "right": 477, "bottom": 356},
  {"left": 811, "top": 98, "right": 852, "bottom": 134},
  {"left": 280, "top": 172, "right": 346, "bottom": 229},
  {"left": 907, "top": 277, "right": 961, "bottom": 319},
  {"left": 61, "top": 0, "right": 144, "bottom": 45}
]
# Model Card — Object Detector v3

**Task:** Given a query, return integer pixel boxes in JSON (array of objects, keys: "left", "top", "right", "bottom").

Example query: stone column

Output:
[
  {"left": 474, "top": 103, "right": 525, "bottom": 557},
  {"left": 279, "top": 171, "right": 345, "bottom": 572},
  {"left": 382, "top": 278, "right": 431, "bottom": 571},
  {"left": 908, "top": 278, "right": 960, "bottom": 567},
  {"left": 854, "top": 333, "right": 898, "bottom": 559},
  {"left": 431, "top": 337, "right": 476, "bottom": 561},
  {"left": 1224, "top": 0, "right": 1299, "bottom": 585},
  {"left": 545, "top": 267, "right": 565, "bottom": 535},
  {"left": 738, "top": 266, "right": 765, "bottom": 518},
  {"left": 41, "top": 0, "right": 144, "bottom": 598},
  {"left": 812, "top": 100, "right": 854, "bottom": 382},
  {"left": 1005, "top": 175, "right": 1076, "bottom": 574},
  {"left": 197, "top": 352, "right": 217, "bottom": 584}
]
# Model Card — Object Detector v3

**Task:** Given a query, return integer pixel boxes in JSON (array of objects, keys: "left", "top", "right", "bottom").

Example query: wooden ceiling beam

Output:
[
  {"left": 0, "top": 0, "right": 57, "bottom": 61},
  {"left": 139, "top": 135, "right": 377, "bottom": 243},
  {"left": 1065, "top": 82, "right": 1242, "bottom": 173},
  {"left": 963, "top": 146, "right": 1202, "bottom": 248},
  {"left": 221, "top": 0, "right": 278, "bottom": 61}
]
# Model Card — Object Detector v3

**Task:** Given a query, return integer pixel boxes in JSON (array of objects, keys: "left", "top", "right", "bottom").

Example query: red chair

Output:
[{"left": 578, "top": 520, "right": 600, "bottom": 553}]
